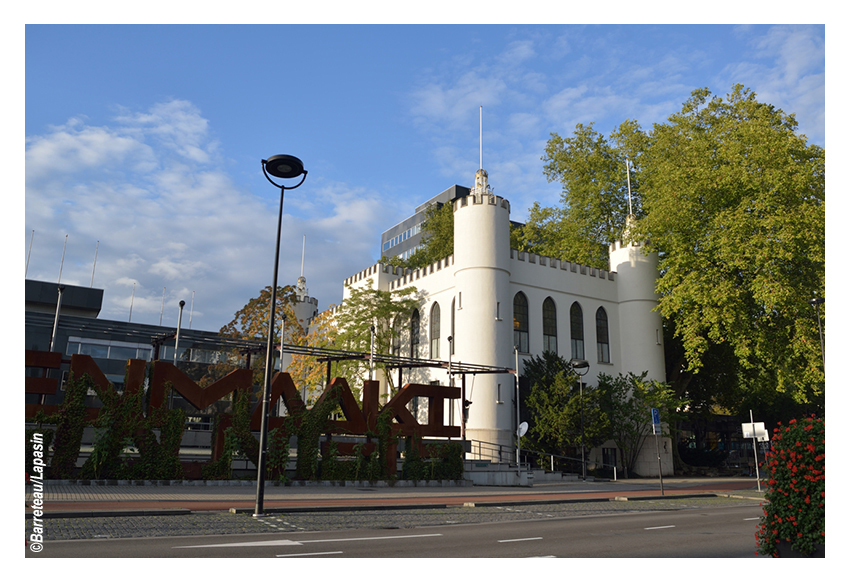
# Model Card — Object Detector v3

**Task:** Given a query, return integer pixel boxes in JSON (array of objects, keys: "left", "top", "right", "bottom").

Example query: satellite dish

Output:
[{"left": 517, "top": 422, "right": 528, "bottom": 437}]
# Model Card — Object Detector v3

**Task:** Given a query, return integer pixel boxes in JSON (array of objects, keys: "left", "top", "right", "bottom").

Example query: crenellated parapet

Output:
[
  {"left": 389, "top": 255, "right": 454, "bottom": 291},
  {"left": 510, "top": 249, "right": 616, "bottom": 281},
  {"left": 452, "top": 192, "right": 511, "bottom": 213}
]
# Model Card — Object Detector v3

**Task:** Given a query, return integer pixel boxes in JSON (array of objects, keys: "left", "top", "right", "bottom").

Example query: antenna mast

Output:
[
  {"left": 625, "top": 159, "right": 634, "bottom": 216},
  {"left": 479, "top": 105, "right": 483, "bottom": 169}
]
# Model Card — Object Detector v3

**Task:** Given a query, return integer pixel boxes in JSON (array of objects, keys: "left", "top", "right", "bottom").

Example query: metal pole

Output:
[
  {"left": 26, "top": 229, "right": 34, "bottom": 278},
  {"left": 515, "top": 347, "right": 520, "bottom": 473},
  {"left": 170, "top": 300, "right": 185, "bottom": 410},
  {"left": 750, "top": 409, "right": 762, "bottom": 493},
  {"left": 461, "top": 374, "right": 467, "bottom": 441},
  {"left": 255, "top": 185, "right": 285, "bottom": 517},
  {"left": 447, "top": 336, "right": 454, "bottom": 426},
  {"left": 654, "top": 433, "right": 664, "bottom": 495},
  {"left": 90, "top": 241, "right": 99, "bottom": 287},
  {"left": 580, "top": 375, "right": 586, "bottom": 481},
  {"left": 369, "top": 324, "right": 376, "bottom": 381},
  {"left": 129, "top": 283, "right": 135, "bottom": 322},
  {"left": 58, "top": 234, "right": 68, "bottom": 284},
  {"left": 173, "top": 300, "right": 185, "bottom": 366},
  {"left": 50, "top": 285, "right": 65, "bottom": 353}
]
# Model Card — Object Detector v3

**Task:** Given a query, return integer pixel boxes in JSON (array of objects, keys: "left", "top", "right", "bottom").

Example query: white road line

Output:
[
  {"left": 277, "top": 551, "right": 344, "bottom": 557},
  {"left": 174, "top": 533, "right": 442, "bottom": 549},
  {"left": 175, "top": 539, "right": 302, "bottom": 548},
  {"left": 644, "top": 525, "right": 676, "bottom": 530},
  {"left": 743, "top": 517, "right": 761, "bottom": 521},
  {"left": 301, "top": 533, "right": 443, "bottom": 544},
  {"left": 498, "top": 537, "right": 543, "bottom": 543}
]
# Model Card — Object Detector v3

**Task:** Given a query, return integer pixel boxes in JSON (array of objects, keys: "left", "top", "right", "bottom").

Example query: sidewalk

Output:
[{"left": 26, "top": 477, "right": 765, "bottom": 518}]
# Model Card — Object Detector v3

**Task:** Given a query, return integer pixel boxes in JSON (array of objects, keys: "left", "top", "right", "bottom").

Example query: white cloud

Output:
[{"left": 25, "top": 99, "right": 379, "bottom": 330}]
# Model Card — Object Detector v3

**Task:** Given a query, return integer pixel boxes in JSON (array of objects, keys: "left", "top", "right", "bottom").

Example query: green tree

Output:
[
  {"left": 635, "top": 85, "right": 825, "bottom": 402},
  {"left": 334, "top": 280, "right": 420, "bottom": 395},
  {"left": 383, "top": 202, "right": 454, "bottom": 270},
  {"left": 286, "top": 307, "right": 338, "bottom": 405},
  {"left": 536, "top": 86, "right": 824, "bottom": 408},
  {"left": 215, "top": 285, "right": 301, "bottom": 388},
  {"left": 522, "top": 352, "right": 610, "bottom": 468},
  {"left": 598, "top": 372, "right": 686, "bottom": 479},
  {"left": 522, "top": 120, "right": 645, "bottom": 269}
]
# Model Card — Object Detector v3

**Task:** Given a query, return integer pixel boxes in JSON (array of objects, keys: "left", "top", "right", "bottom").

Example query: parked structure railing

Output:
[{"left": 518, "top": 446, "right": 619, "bottom": 481}]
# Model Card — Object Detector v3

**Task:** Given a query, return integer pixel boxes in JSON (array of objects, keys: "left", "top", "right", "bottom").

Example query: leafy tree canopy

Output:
[
  {"left": 522, "top": 352, "right": 610, "bottom": 461},
  {"left": 517, "top": 119, "right": 646, "bottom": 269},
  {"left": 597, "top": 372, "right": 687, "bottom": 478},
  {"left": 636, "top": 85, "right": 824, "bottom": 401},
  {"left": 383, "top": 202, "right": 454, "bottom": 270},
  {"left": 533, "top": 85, "right": 824, "bottom": 405},
  {"left": 204, "top": 285, "right": 301, "bottom": 388},
  {"left": 334, "top": 280, "right": 420, "bottom": 394}
]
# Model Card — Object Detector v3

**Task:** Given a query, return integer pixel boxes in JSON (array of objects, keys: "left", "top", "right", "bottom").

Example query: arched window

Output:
[
  {"left": 543, "top": 297, "right": 558, "bottom": 354},
  {"left": 430, "top": 303, "right": 441, "bottom": 359},
  {"left": 596, "top": 307, "right": 610, "bottom": 363},
  {"left": 570, "top": 302, "right": 584, "bottom": 360},
  {"left": 513, "top": 292, "right": 529, "bottom": 353},
  {"left": 410, "top": 309, "right": 420, "bottom": 358}
]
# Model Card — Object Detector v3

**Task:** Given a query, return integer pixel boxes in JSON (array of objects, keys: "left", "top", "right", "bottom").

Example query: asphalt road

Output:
[{"left": 27, "top": 497, "right": 767, "bottom": 558}]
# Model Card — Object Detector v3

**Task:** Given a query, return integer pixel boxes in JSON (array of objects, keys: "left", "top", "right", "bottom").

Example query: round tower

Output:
[
  {"left": 608, "top": 216, "right": 665, "bottom": 382},
  {"left": 452, "top": 168, "right": 515, "bottom": 450}
]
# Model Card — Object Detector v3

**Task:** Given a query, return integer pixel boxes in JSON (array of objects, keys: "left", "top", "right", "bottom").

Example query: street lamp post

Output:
[
  {"left": 568, "top": 358, "right": 590, "bottom": 481},
  {"left": 254, "top": 155, "right": 307, "bottom": 517}
]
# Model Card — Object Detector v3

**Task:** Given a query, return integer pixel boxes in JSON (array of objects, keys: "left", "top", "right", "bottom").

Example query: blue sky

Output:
[{"left": 22, "top": 21, "right": 827, "bottom": 333}]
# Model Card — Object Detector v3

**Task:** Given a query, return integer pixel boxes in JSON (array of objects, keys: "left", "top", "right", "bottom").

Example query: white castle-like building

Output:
[{"left": 324, "top": 166, "right": 672, "bottom": 476}]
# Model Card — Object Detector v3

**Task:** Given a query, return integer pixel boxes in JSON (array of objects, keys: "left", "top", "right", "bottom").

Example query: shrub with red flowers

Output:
[{"left": 755, "top": 415, "right": 825, "bottom": 557}]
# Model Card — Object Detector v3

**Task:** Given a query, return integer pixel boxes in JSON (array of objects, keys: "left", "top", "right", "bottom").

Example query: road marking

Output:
[
  {"left": 498, "top": 537, "right": 543, "bottom": 543},
  {"left": 174, "top": 533, "right": 442, "bottom": 549},
  {"left": 277, "top": 551, "right": 344, "bottom": 557},
  {"left": 175, "top": 539, "right": 302, "bottom": 548},
  {"left": 644, "top": 525, "right": 676, "bottom": 530},
  {"left": 743, "top": 517, "right": 761, "bottom": 521},
  {"left": 301, "top": 533, "right": 443, "bottom": 544}
]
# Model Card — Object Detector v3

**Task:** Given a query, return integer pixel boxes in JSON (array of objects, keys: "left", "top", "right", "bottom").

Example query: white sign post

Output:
[
  {"left": 651, "top": 408, "right": 664, "bottom": 495},
  {"left": 742, "top": 411, "right": 769, "bottom": 492}
]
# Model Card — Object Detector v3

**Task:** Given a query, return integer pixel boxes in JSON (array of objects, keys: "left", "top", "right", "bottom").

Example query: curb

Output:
[
  {"left": 30, "top": 479, "right": 474, "bottom": 488},
  {"left": 27, "top": 492, "right": 754, "bottom": 520}
]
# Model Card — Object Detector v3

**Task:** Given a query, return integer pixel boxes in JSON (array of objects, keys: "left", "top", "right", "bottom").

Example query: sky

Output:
[{"left": 20, "top": 19, "right": 827, "bottom": 334}]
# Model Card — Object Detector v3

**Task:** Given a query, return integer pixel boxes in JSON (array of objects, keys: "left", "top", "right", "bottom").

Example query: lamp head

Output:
[
  {"left": 263, "top": 155, "right": 305, "bottom": 179},
  {"left": 568, "top": 358, "right": 590, "bottom": 377}
]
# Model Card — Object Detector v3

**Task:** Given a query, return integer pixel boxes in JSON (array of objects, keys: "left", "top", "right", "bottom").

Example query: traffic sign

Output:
[{"left": 651, "top": 408, "right": 661, "bottom": 435}]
